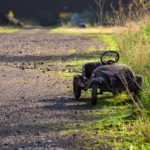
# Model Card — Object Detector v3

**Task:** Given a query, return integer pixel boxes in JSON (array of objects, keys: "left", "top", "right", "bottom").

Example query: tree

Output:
[{"left": 88, "top": 0, "right": 106, "bottom": 25}]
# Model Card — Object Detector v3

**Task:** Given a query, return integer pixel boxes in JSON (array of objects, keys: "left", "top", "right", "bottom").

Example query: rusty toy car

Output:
[{"left": 73, "top": 51, "right": 143, "bottom": 105}]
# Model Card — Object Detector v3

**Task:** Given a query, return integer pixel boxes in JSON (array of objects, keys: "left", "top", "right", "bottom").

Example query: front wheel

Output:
[
  {"left": 73, "top": 77, "right": 81, "bottom": 99},
  {"left": 91, "top": 83, "right": 98, "bottom": 105}
]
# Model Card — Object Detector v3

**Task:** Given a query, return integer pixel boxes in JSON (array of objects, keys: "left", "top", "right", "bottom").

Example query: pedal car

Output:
[{"left": 73, "top": 51, "right": 143, "bottom": 105}]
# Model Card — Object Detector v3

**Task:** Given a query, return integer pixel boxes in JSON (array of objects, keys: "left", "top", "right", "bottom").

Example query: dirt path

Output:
[{"left": 0, "top": 29, "right": 102, "bottom": 150}]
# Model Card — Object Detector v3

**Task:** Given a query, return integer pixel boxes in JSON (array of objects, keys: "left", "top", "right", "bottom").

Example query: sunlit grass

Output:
[
  {"left": 98, "top": 34, "right": 117, "bottom": 50},
  {"left": 49, "top": 95, "right": 150, "bottom": 149},
  {"left": 50, "top": 26, "right": 127, "bottom": 35},
  {"left": 117, "top": 22, "right": 150, "bottom": 109},
  {"left": 0, "top": 26, "right": 20, "bottom": 33}
]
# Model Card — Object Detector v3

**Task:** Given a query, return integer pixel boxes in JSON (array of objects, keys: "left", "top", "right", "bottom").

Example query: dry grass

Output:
[
  {"left": 116, "top": 16, "right": 150, "bottom": 111},
  {"left": 118, "top": 22, "right": 150, "bottom": 71}
]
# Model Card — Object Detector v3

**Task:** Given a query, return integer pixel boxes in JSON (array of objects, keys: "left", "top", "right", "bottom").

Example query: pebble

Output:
[
  {"left": 17, "top": 148, "right": 23, "bottom": 150},
  {"left": 3, "top": 142, "right": 8, "bottom": 145},
  {"left": 17, "top": 129, "right": 22, "bottom": 133}
]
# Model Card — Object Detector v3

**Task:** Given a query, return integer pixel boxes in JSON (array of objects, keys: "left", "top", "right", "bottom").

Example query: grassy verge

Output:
[
  {"left": 50, "top": 26, "right": 126, "bottom": 35},
  {"left": 58, "top": 106, "right": 150, "bottom": 149},
  {"left": 48, "top": 25, "right": 150, "bottom": 149},
  {"left": 117, "top": 23, "right": 150, "bottom": 109},
  {"left": 0, "top": 26, "right": 20, "bottom": 33}
]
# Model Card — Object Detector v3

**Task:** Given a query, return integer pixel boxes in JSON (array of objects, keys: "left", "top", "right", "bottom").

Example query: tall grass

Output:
[{"left": 117, "top": 20, "right": 150, "bottom": 108}]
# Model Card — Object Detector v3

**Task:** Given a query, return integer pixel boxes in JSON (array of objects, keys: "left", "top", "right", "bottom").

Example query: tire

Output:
[
  {"left": 91, "top": 83, "right": 97, "bottom": 105},
  {"left": 73, "top": 77, "right": 81, "bottom": 99}
]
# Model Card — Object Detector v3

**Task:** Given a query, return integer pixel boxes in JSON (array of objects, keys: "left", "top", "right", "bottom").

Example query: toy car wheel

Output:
[
  {"left": 91, "top": 83, "right": 97, "bottom": 105},
  {"left": 73, "top": 77, "right": 81, "bottom": 99}
]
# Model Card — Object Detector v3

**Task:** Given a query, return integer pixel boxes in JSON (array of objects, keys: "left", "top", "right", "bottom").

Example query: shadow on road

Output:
[
  {"left": 0, "top": 51, "right": 100, "bottom": 63},
  {"left": 0, "top": 123, "right": 48, "bottom": 137},
  {"left": 40, "top": 97, "right": 93, "bottom": 111},
  {"left": 40, "top": 94, "right": 118, "bottom": 111}
]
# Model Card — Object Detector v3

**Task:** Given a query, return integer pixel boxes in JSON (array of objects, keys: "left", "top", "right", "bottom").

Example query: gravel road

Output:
[{"left": 0, "top": 29, "right": 102, "bottom": 150}]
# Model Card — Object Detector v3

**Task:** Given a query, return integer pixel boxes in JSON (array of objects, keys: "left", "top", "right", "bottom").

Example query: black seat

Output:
[{"left": 82, "top": 62, "right": 102, "bottom": 79}]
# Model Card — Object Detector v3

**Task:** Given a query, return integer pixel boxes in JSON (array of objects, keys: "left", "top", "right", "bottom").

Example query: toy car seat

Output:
[{"left": 82, "top": 62, "right": 102, "bottom": 79}]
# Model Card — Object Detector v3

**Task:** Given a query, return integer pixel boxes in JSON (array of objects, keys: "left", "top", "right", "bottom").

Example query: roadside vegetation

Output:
[
  {"left": 0, "top": 26, "right": 20, "bottom": 33},
  {"left": 50, "top": 17, "right": 150, "bottom": 149},
  {"left": 117, "top": 19, "right": 150, "bottom": 109}
]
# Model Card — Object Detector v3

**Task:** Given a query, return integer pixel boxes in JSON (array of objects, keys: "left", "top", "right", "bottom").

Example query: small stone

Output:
[
  {"left": 13, "top": 133, "right": 17, "bottom": 136},
  {"left": 74, "top": 111, "right": 78, "bottom": 114},
  {"left": 4, "top": 143, "right": 8, "bottom": 146},
  {"left": 47, "top": 140, "right": 53, "bottom": 144},
  {"left": 6, "top": 114, "right": 9, "bottom": 118},
  {"left": 17, "top": 148, "right": 23, "bottom": 150},
  {"left": 36, "top": 132, "right": 41, "bottom": 136},
  {"left": 37, "top": 140, "right": 42, "bottom": 144},
  {"left": 16, "top": 129, "right": 22, "bottom": 133},
  {"left": 35, "top": 115, "right": 39, "bottom": 118},
  {"left": 19, "top": 66, "right": 25, "bottom": 70}
]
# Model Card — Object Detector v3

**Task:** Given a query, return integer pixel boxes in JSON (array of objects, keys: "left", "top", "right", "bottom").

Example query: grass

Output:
[
  {"left": 50, "top": 26, "right": 127, "bottom": 35},
  {"left": 98, "top": 34, "right": 117, "bottom": 50},
  {"left": 48, "top": 24, "right": 150, "bottom": 149},
  {"left": 49, "top": 92, "right": 150, "bottom": 149},
  {"left": 59, "top": 108, "right": 150, "bottom": 149},
  {"left": 117, "top": 22, "right": 150, "bottom": 109},
  {"left": 0, "top": 26, "right": 20, "bottom": 33}
]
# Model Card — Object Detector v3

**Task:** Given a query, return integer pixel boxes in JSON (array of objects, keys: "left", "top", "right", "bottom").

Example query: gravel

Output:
[{"left": 0, "top": 29, "right": 102, "bottom": 149}]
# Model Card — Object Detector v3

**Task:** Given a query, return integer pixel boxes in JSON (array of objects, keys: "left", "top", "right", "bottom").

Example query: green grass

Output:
[
  {"left": 51, "top": 27, "right": 108, "bottom": 35},
  {"left": 49, "top": 94, "right": 150, "bottom": 149},
  {"left": 0, "top": 26, "right": 20, "bottom": 33},
  {"left": 60, "top": 117, "right": 150, "bottom": 149},
  {"left": 117, "top": 24, "right": 150, "bottom": 109},
  {"left": 98, "top": 34, "right": 117, "bottom": 50},
  {"left": 50, "top": 26, "right": 126, "bottom": 35}
]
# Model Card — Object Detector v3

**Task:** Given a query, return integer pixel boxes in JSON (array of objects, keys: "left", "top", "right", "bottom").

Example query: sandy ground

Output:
[{"left": 0, "top": 29, "right": 102, "bottom": 150}]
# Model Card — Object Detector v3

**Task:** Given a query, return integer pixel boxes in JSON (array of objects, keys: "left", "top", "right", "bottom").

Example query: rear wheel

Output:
[
  {"left": 91, "top": 83, "right": 98, "bottom": 105},
  {"left": 73, "top": 77, "right": 81, "bottom": 99}
]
